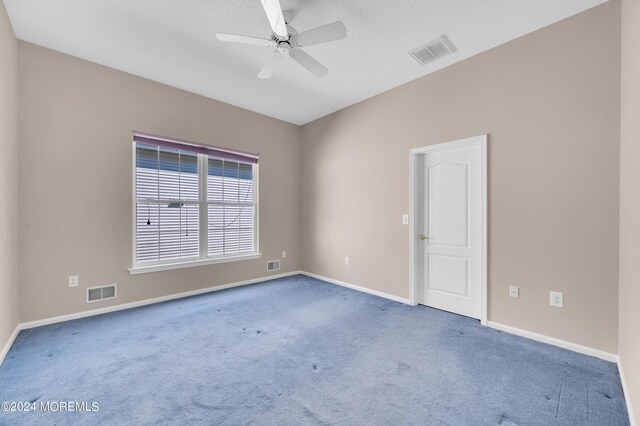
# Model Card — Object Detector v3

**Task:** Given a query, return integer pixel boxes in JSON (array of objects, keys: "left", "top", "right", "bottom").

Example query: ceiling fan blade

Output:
[
  {"left": 293, "top": 21, "right": 347, "bottom": 47},
  {"left": 258, "top": 51, "right": 285, "bottom": 79},
  {"left": 260, "top": 0, "right": 288, "bottom": 39},
  {"left": 290, "top": 49, "right": 328, "bottom": 78},
  {"left": 216, "top": 33, "right": 276, "bottom": 47}
]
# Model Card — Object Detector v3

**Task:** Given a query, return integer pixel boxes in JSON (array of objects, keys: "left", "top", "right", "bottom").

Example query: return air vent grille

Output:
[
  {"left": 86, "top": 284, "right": 117, "bottom": 303},
  {"left": 409, "top": 35, "right": 457, "bottom": 66},
  {"left": 267, "top": 260, "right": 280, "bottom": 271}
]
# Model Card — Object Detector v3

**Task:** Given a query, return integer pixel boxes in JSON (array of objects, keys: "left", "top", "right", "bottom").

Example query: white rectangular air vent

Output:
[
  {"left": 86, "top": 284, "right": 117, "bottom": 303},
  {"left": 267, "top": 260, "right": 280, "bottom": 271},
  {"left": 409, "top": 34, "right": 457, "bottom": 66}
]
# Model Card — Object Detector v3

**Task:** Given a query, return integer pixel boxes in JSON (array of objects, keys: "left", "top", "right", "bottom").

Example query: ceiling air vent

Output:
[
  {"left": 409, "top": 35, "right": 457, "bottom": 66},
  {"left": 86, "top": 284, "right": 117, "bottom": 303},
  {"left": 267, "top": 260, "right": 280, "bottom": 271}
]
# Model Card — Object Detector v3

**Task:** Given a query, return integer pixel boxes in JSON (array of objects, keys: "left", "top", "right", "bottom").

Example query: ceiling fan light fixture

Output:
[{"left": 277, "top": 41, "right": 292, "bottom": 55}]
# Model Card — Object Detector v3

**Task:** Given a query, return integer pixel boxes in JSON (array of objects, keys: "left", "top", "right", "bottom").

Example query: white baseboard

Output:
[
  {"left": 487, "top": 321, "right": 618, "bottom": 363},
  {"left": 619, "top": 358, "right": 637, "bottom": 426},
  {"left": 0, "top": 325, "right": 20, "bottom": 366},
  {"left": 300, "top": 271, "right": 412, "bottom": 305},
  {"left": 19, "top": 271, "right": 302, "bottom": 331}
]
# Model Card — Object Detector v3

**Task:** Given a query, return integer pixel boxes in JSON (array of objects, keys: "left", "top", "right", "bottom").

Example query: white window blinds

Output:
[
  {"left": 207, "top": 158, "right": 255, "bottom": 256},
  {"left": 133, "top": 133, "right": 258, "bottom": 267}
]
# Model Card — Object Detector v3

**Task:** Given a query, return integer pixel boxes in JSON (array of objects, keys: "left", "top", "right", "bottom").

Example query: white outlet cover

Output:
[
  {"left": 509, "top": 286, "right": 519, "bottom": 298},
  {"left": 282, "top": 251, "right": 287, "bottom": 258},
  {"left": 550, "top": 291, "right": 564, "bottom": 308},
  {"left": 68, "top": 275, "right": 79, "bottom": 288},
  {"left": 345, "top": 257, "right": 349, "bottom": 266}
]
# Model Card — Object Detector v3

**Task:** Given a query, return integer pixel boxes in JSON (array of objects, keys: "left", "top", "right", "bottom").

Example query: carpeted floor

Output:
[{"left": 0, "top": 275, "right": 629, "bottom": 425}]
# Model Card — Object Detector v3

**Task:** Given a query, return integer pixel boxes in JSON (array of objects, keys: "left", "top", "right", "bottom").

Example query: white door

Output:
[{"left": 418, "top": 139, "right": 484, "bottom": 319}]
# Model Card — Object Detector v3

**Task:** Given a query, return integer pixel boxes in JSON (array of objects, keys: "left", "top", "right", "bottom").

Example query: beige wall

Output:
[
  {"left": 301, "top": 1, "right": 621, "bottom": 353},
  {"left": 619, "top": 0, "right": 640, "bottom": 420},
  {"left": 0, "top": 2, "right": 19, "bottom": 352},
  {"left": 18, "top": 42, "right": 302, "bottom": 322}
]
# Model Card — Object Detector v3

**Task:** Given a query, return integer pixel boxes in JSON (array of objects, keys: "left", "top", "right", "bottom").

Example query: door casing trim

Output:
[{"left": 409, "top": 134, "right": 488, "bottom": 325}]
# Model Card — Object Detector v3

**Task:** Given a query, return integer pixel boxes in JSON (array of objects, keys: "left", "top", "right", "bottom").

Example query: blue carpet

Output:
[{"left": 0, "top": 275, "right": 629, "bottom": 425}]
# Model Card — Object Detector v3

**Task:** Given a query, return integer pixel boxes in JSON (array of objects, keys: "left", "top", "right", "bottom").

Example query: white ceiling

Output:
[{"left": 5, "top": 0, "right": 607, "bottom": 125}]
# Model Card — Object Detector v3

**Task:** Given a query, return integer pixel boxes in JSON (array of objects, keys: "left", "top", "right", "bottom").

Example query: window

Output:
[{"left": 131, "top": 132, "right": 259, "bottom": 273}]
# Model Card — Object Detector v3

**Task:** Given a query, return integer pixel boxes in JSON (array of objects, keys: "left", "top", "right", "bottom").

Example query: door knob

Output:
[{"left": 419, "top": 234, "right": 429, "bottom": 240}]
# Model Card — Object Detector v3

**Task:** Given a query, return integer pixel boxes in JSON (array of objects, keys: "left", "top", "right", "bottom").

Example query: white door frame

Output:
[{"left": 409, "top": 134, "right": 488, "bottom": 325}]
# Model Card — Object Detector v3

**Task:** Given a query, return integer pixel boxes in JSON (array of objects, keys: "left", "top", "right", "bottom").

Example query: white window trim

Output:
[
  {"left": 128, "top": 252, "right": 262, "bottom": 275},
  {"left": 129, "top": 141, "right": 260, "bottom": 275}
]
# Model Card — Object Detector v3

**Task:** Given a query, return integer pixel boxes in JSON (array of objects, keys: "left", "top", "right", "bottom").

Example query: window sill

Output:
[{"left": 128, "top": 252, "right": 262, "bottom": 275}]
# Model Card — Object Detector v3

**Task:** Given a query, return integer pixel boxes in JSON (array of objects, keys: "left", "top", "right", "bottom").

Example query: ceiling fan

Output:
[{"left": 216, "top": 0, "right": 347, "bottom": 79}]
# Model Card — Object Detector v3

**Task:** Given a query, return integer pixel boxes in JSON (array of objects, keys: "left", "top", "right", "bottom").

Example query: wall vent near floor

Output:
[
  {"left": 409, "top": 34, "right": 457, "bottom": 66},
  {"left": 267, "top": 260, "right": 280, "bottom": 271},
  {"left": 86, "top": 284, "right": 117, "bottom": 303}
]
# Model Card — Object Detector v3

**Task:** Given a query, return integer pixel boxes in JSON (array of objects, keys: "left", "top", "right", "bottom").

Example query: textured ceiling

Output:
[{"left": 5, "top": 0, "right": 607, "bottom": 125}]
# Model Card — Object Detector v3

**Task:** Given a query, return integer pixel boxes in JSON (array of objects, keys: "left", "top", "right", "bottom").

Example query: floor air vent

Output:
[
  {"left": 409, "top": 34, "right": 457, "bottom": 66},
  {"left": 86, "top": 284, "right": 117, "bottom": 303},
  {"left": 267, "top": 260, "right": 280, "bottom": 271}
]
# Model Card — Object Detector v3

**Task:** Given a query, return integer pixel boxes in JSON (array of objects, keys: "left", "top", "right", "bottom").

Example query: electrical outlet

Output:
[
  {"left": 344, "top": 257, "right": 349, "bottom": 266},
  {"left": 402, "top": 214, "right": 409, "bottom": 225},
  {"left": 68, "top": 275, "right": 79, "bottom": 288},
  {"left": 509, "top": 286, "right": 519, "bottom": 298},
  {"left": 550, "top": 291, "right": 564, "bottom": 308},
  {"left": 282, "top": 250, "right": 287, "bottom": 258}
]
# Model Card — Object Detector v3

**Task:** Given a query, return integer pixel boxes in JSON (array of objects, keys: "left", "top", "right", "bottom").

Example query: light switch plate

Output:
[
  {"left": 402, "top": 214, "right": 409, "bottom": 225},
  {"left": 509, "top": 286, "right": 519, "bottom": 298}
]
